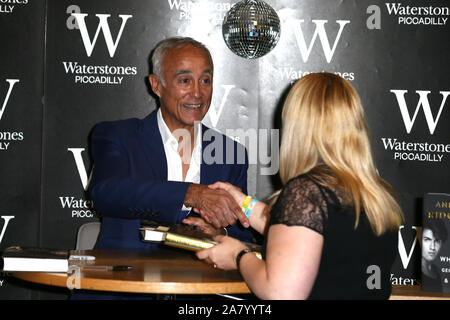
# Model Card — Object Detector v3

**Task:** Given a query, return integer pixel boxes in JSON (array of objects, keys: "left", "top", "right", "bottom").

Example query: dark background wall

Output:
[{"left": 0, "top": 0, "right": 448, "bottom": 299}]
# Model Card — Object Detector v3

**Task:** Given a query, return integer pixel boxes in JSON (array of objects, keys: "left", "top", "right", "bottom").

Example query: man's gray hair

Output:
[{"left": 151, "top": 37, "right": 213, "bottom": 86}]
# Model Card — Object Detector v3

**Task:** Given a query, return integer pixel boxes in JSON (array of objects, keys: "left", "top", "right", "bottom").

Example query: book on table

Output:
[
  {"left": 421, "top": 193, "right": 450, "bottom": 293},
  {"left": 140, "top": 220, "right": 262, "bottom": 258},
  {"left": 0, "top": 246, "right": 69, "bottom": 273}
]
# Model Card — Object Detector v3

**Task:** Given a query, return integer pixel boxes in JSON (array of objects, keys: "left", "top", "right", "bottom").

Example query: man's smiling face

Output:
[{"left": 151, "top": 44, "right": 213, "bottom": 133}]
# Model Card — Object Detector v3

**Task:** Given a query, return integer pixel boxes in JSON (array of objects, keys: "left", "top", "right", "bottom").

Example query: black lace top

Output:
[{"left": 263, "top": 174, "right": 397, "bottom": 300}]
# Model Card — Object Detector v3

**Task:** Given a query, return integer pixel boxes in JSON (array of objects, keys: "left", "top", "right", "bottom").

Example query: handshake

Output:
[{"left": 183, "top": 181, "right": 251, "bottom": 231}]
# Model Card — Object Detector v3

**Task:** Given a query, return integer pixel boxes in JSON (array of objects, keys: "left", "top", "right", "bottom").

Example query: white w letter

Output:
[
  {"left": 397, "top": 226, "right": 419, "bottom": 269},
  {"left": 0, "top": 79, "right": 20, "bottom": 121},
  {"left": 391, "top": 90, "right": 449, "bottom": 135},
  {"left": 0, "top": 216, "right": 14, "bottom": 244},
  {"left": 291, "top": 19, "right": 350, "bottom": 63},
  {"left": 208, "top": 85, "right": 235, "bottom": 127},
  {"left": 68, "top": 148, "right": 92, "bottom": 191},
  {"left": 72, "top": 13, "right": 132, "bottom": 57}
]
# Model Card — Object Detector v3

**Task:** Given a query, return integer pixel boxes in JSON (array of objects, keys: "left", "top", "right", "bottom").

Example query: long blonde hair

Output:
[{"left": 278, "top": 72, "right": 403, "bottom": 235}]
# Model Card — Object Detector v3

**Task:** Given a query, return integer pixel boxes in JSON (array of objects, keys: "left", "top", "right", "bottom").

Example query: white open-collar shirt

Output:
[{"left": 156, "top": 108, "right": 202, "bottom": 212}]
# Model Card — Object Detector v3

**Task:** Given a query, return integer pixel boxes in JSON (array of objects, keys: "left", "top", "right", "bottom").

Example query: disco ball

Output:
[{"left": 222, "top": 0, "right": 280, "bottom": 59}]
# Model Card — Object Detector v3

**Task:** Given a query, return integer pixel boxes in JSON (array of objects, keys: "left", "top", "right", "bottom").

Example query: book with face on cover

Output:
[
  {"left": 421, "top": 193, "right": 450, "bottom": 293},
  {"left": 140, "top": 220, "right": 262, "bottom": 258},
  {"left": 0, "top": 246, "right": 70, "bottom": 273}
]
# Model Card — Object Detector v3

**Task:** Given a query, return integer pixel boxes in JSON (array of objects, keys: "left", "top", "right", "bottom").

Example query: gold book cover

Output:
[{"left": 141, "top": 220, "right": 262, "bottom": 258}]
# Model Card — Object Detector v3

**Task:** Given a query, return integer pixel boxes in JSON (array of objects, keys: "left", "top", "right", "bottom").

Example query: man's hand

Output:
[
  {"left": 184, "top": 184, "right": 249, "bottom": 229},
  {"left": 182, "top": 217, "right": 226, "bottom": 237}
]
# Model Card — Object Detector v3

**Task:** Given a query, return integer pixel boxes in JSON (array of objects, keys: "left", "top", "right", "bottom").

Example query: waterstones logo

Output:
[
  {"left": 0, "top": 79, "right": 24, "bottom": 151},
  {"left": 280, "top": 19, "right": 354, "bottom": 83},
  {"left": 64, "top": 5, "right": 137, "bottom": 85},
  {"left": 385, "top": 3, "right": 449, "bottom": 26},
  {"left": 381, "top": 90, "right": 450, "bottom": 163},
  {"left": 382, "top": 138, "right": 449, "bottom": 162},
  {"left": 59, "top": 148, "right": 96, "bottom": 218},
  {"left": 0, "top": 0, "right": 28, "bottom": 14},
  {"left": 167, "top": 0, "right": 234, "bottom": 21},
  {"left": 289, "top": 19, "right": 350, "bottom": 64},
  {"left": 62, "top": 61, "right": 137, "bottom": 85}
]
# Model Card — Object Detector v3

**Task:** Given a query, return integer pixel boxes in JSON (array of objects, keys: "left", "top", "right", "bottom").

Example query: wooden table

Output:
[
  {"left": 12, "top": 248, "right": 251, "bottom": 295},
  {"left": 12, "top": 248, "right": 450, "bottom": 299},
  {"left": 390, "top": 285, "right": 450, "bottom": 300}
]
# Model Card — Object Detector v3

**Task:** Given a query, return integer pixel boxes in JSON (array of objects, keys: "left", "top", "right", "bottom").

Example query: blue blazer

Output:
[{"left": 89, "top": 110, "right": 253, "bottom": 249}]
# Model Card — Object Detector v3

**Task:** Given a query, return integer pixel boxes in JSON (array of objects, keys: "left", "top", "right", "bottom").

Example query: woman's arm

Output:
[
  {"left": 241, "top": 224, "right": 323, "bottom": 299},
  {"left": 247, "top": 201, "right": 270, "bottom": 235},
  {"left": 197, "top": 224, "right": 323, "bottom": 299}
]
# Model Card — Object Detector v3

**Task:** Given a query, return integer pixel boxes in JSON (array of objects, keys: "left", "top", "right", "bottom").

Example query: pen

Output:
[
  {"left": 69, "top": 255, "right": 96, "bottom": 261},
  {"left": 81, "top": 265, "right": 133, "bottom": 271}
]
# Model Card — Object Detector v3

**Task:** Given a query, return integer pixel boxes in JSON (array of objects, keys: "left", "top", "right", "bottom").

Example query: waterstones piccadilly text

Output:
[
  {"left": 385, "top": 3, "right": 450, "bottom": 16},
  {"left": 62, "top": 62, "right": 137, "bottom": 85},
  {"left": 382, "top": 138, "right": 449, "bottom": 162},
  {"left": 385, "top": 3, "right": 449, "bottom": 25},
  {"left": 62, "top": 62, "right": 137, "bottom": 75}
]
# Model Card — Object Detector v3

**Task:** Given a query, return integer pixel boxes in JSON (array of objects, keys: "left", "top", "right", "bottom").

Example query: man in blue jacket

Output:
[{"left": 89, "top": 37, "right": 253, "bottom": 249}]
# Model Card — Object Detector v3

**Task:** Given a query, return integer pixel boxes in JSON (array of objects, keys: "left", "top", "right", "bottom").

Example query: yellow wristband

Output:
[
  {"left": 241, "top": 196, "right": 252, "bottom": 213},
  {"left": 245, "top": 198, "right": 258, "bottom": 218}
]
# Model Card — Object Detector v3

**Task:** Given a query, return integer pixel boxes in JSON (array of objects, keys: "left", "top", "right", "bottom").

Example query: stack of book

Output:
[{"left": 0, "top": 246, "right": 69, "bottom": 273}]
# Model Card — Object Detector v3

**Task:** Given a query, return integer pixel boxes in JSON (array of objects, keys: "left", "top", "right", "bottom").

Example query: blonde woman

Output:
[{"left": 194, "top": 72, "right": 404, "bottom": 299}]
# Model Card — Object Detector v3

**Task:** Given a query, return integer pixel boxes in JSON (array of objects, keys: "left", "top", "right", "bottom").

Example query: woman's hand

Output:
[
  {"left": 208, "top": 181, "right": 247, "bottom": 208},
  {"left": 208, "top": 181, "right": 269, "bottom": 236},
  {"left": 196, "top": 235, "right": 248, "bottom": 270},
  {"left": 182, "top": 217, "right": 226, "bottom": 237}
]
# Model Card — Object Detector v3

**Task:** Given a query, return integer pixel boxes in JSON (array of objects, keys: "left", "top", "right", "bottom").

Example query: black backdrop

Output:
[{"left": 0, "top": 0, "right": 449, "bottom": 299}]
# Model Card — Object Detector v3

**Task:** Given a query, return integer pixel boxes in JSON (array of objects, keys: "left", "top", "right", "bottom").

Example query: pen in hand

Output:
[{"left": 81, "top": 265, "right": 133, "bottom": 271}]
